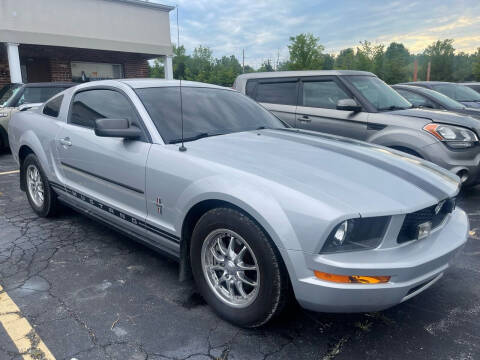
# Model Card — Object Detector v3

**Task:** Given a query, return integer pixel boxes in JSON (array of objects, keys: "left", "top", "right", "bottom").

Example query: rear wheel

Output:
[
  {"left": 22, "top": 154, "right": 58, "bottom": 217},
  {"left": 190, "top": 207, "right": 289, "bottom": 328}
]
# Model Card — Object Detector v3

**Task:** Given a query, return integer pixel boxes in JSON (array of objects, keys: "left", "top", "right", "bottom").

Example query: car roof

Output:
[
  {"left": 23, "top": 82, "right": 75, "bottom": 88},
  {"left": 118, "top": 78, "right": 232, "bottom": 90},
  {"left": 393, "top": 84, "right": 426, "bottom": 91},
  {"left": 399, "top": 81, "right": 454, "bottom": 86},
  {"left": 235, "top": 70, "right": 374, "bottom": 81}
]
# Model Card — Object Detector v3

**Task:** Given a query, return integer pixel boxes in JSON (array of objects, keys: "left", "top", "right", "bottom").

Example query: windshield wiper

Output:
[
  {"left": 168, "top": 132, "right": 224, "bottom": 144},
  {"left": 378, "top": 105, "right": 411, "bottom": 111}
]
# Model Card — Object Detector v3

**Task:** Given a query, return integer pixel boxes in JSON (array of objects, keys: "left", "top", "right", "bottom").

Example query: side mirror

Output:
[
  {"left": 94, "top": 118, "right": 142, "bottom": 139},
  {"left": 336, "top": 98, "right": 362, "bottom": 112}
]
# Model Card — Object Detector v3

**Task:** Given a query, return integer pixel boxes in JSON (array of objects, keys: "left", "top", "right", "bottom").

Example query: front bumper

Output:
[
  {"left": 281, "top": 207, "right": 468, "bottom": 313},
  {"left": 422, "top": 142, "right": 480, "bottom": 186}
]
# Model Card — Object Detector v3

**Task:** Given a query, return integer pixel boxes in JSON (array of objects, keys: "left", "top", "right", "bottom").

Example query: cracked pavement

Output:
[{"left": 0, "top": 151, "right": 479, "bottom": 360}]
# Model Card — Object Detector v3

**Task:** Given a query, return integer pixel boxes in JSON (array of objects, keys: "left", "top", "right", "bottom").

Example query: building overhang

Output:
[
  {"left": 0, "top": 0, "right": 173, "bottom": 56},
  {"left": 104, "top": 0, "right": 175, "bottom": 12}
]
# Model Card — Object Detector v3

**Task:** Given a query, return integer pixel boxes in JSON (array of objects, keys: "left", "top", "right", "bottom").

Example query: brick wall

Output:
[
  {"left": 0, "top": 44, "right": 155, "bottom": 86},
  {"left": 48, "top": 59, "right": 72, "bottom": 82}
]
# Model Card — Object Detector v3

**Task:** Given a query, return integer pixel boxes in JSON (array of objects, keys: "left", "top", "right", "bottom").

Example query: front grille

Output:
[{"left": 397, "top": 198, "right": 456, "bottom": 243}]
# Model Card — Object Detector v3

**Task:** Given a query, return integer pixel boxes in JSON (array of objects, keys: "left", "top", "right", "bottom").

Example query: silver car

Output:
[
  {"left": 234, "top": 71, "right": 480, "bottom": 186},
  {"left": 8, "top": 79, "right": 468, "bottom": 327}
]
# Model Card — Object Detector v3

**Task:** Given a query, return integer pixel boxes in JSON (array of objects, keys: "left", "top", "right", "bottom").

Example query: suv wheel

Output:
[
  {"left": 22, "top": 154, "right": 58, "bottom": 217},
  {"left": 190, "top": 207, "right": 289, "bottom": 327}
]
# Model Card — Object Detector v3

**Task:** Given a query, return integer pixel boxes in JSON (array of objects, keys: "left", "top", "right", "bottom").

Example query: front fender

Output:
[
  {"left": 175, "top": 175, "right": 303, "bottom": 252},
  {"left": 367, "top": 127, "right": 437, "bottom": 160}
]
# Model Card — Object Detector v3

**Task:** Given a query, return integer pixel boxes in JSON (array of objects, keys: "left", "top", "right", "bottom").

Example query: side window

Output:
[
  {"left": 255, "top": 81, "right": 297, "bottom": 105},
  {"left": 43, "top": 96, "right": 63, "bottom": 118},
  {"left": 245, "top": 80, "right": 257, "bottom": 98},
  {"left": 70, "top": 89, "right": 139, "bottom": 129},
  {"left": 302, "top": 81, "right": 352, "bottom": 109},
  {"left": 396, "top": 89, "right": 434, "bottom": 108}
]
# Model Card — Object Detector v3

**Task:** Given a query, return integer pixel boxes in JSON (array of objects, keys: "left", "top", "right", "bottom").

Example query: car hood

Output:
[
  {"left": 389, "top": 108, "right": 480, "bottom": 133},
  {"left": 459, "top": 101, "right": 480, "bottom": 109},
  {"left": 185, "top": 128, "right": 459, "bottom": 216}
]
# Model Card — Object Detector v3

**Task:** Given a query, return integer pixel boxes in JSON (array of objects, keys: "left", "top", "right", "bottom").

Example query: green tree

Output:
[
  {"left": 474, "top": 48, "right": 480, "bottom": 81},
  {"left": 335, "top": 48, "right": 355, "bottom": 69},
  {"left": 322, "top": 54, "right": 335, "bottom": 70},
  {"left": 172, "top": 45, "right": 189, "bottom": 80},
  {"left": 186, "top": 45, "right": 214, "bottom": 82},
  {"left": 383, "top": 42, "right": 410, "bottom": 84},
  {"left": 149, "top": 58, "right": 164, "bottom": 78},
  {"left": 258, "top": 59, "right": 274, "bottom": 72},
  {"left": 286, "top": 33, "right": 324, "bottom": 70},
  {"left": 209, "top": 55, "right": 242, "bottom": 86},
  {"left": 423, "top": 39, "right": 455, "bottom": 81},
  {"left": 355, "top": 41, "right": 374, "bottom": 71}
]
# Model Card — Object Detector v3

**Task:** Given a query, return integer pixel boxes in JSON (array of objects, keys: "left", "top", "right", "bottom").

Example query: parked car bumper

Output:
[
  {"left": 422, "top": 142, "right": 480, "bottom": 186},
  {"left": 282, "top": 207, "right": 468, "bottom": 313}
]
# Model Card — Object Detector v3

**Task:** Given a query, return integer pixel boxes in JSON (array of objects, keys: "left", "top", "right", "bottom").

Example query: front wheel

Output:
[
  {"left": 190, "top": 207, "right": 289, "bottom": 327},
  {"left": 22, "top": 154, "right": 58, "bottom": 217}
]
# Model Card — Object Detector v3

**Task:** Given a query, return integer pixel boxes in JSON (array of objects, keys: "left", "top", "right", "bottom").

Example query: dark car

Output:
[
  {"left": 0, "top": 82, "right": 75, "bottom": 150},
  {"left": 460, "top": 82, "right": 480, "bottom": 94},
  {"left": 401, "top": 81, "right": 480, "bottom": 109},
  {"left": 393, "top": 84, "right": 480, "bottom": 119}
]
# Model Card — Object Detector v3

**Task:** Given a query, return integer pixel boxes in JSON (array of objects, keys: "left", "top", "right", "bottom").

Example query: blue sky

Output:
[{"left": 156, "top": 0, "right": 480, "bottom": 68}]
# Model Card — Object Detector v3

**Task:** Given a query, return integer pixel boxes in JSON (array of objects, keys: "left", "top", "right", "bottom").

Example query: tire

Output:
[
  {"left": 22, "top": 154, "right": 58, "bottom": 217},
  {"left": 190, "top": 207, "right": 289, "bottom": 327}
]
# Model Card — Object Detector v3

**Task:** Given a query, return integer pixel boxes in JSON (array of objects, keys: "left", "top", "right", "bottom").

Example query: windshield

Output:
[
  {"left": 346, "top": 75, "right": 412, "bottom": 111},
  {"left": 0, "top": 84, "right": 22, "bottom": 107},
  {"left": 432, "top": 83, "right": 480, "bottom": 102},
  {"left": 136, "top": 87, "right": 286, "bottom": 144},
  {"left": 421, "top": 87, "right": 465, "bottom": 109},
  {"left": 6, "top": 87, "right": 69, "bottom": 107}
]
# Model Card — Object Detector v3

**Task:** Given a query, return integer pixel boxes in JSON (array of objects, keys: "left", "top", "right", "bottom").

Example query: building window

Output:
[{"left": 71, "top": 61, "right": 124, "bottom": 82}]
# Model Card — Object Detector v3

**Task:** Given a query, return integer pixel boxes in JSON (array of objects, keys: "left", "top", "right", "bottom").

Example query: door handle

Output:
[
  {"left": 298, "top": 115, "right": 311, "bottom": 123},
  {"left": 59, "top": 137, "right": 72, "bottom": 147}
]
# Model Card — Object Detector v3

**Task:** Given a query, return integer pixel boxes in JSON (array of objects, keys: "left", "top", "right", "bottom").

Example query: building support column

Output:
[
  {"left": 6, "top": 43, "right": 22, "bottom": 83},
  {"left": 164, "top": 55, "right": 173, "bottom": 80}
]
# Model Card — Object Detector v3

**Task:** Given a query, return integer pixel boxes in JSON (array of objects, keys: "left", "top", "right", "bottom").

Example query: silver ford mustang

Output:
[{"left": 8, "top": 79, "right": 468, "bottom": 327}]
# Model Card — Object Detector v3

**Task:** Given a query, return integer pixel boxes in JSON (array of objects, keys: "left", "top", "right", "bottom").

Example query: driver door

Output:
[
  {"left": 295, "top": 76, "right": 368, "bottom": 140},
  {"left": 56, "top": 88, "right": 150, "bottom": 226}
]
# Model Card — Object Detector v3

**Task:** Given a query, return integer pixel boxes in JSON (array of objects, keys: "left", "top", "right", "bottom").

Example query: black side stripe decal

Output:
[
  {"left": 266, "top": 129, "right": 453, "bottom": 200},
  {"left": 50, "top": 181, "right": 179, "bottom": 243},
  {"left": 61, "top": 162, "right": 144, "bottom": 194}
]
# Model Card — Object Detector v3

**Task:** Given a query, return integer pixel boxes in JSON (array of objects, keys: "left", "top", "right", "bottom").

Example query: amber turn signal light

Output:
[{"left": 314, "top": 270, "right": 390, "bottom": 284}]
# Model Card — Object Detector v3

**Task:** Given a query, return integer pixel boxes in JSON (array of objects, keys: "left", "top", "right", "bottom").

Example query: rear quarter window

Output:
[{"left": 43, "top": 96, "right": 63, "bottom": 118}]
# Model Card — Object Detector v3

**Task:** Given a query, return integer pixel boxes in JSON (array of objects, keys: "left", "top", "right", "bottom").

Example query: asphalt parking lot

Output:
[{"left": 0, "top": 151, "right": 479, "bottom": 360}]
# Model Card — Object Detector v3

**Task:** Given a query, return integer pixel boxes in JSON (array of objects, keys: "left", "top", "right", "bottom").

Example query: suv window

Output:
[
  {"left": 255, "top": 81, "right": 297, "bottom": 105},
  {"left": 70, "top": 89, "right": 139, "bottom": 129},
  {"left": 245, "top": 80, "right": 256, "bottom": 98},
  {"left": 302, "top": 81, "right": 352, "bottom": 109},
  {"left": 43, "top": 96, "right": 63, "bottom": 118}
]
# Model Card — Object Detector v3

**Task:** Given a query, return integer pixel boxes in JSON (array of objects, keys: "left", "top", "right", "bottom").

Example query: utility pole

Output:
[
  {"left": 242, "top": 49, "right": 245, "bottom": 73},
  {"left": 426, "top": 61, "right": 431, "bottom": 81}
]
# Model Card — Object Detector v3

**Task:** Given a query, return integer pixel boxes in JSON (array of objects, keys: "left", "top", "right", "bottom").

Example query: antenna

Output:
[{"left": 177, "top": 5, "right": 186, "bottom": 152}]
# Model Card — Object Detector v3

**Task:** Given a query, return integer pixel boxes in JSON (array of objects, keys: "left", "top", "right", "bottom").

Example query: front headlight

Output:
[
  {"left": 423, "top": 123, "right": 478, "bottom": 149},
  {"left": 0, "top": 112, "right": 9, "bottom": 118},
  {"left": 320, "top": 216, "right": 390, "bottom": 254}
]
